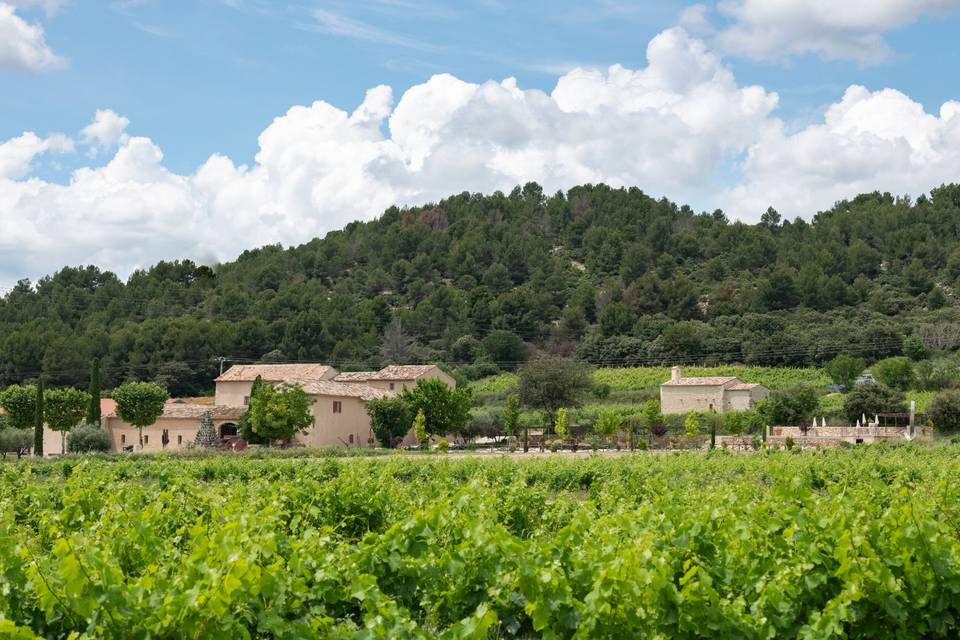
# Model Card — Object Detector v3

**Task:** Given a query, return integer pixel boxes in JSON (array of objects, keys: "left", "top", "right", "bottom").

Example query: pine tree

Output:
[
  {"left": 33, "top": 377, "right": 44, "bottom": 457},
  {"left": 86, "top": 358, "right": 101, "bottom": 425},
  {"left": 194, "top": 411, "right": 220, "bottom": 448}
]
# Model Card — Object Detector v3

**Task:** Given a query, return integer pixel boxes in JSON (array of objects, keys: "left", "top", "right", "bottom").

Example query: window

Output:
[
  {"left": 333, "top": 401, "right": 342, "bottom": 414},
  {"left": 389, "top": 382, "right": 395, "bottom": 391},
  {"left": 143, "top": 435, "right": 149, "bottom": 445},
  {"left": 121, "top": 434, "right": 125, "bottom": 444},
  {"left": 348, "top": 434, "right": 354, "bottom": 444},
  {"left": 177, "top": 435, "right": 183, "bottom": 445},
  {"left": 243, "top": 396, "right": 250, "bottom": 406}
]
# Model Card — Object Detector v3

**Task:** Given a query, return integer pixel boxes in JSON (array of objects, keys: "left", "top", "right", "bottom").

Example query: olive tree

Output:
[
  {"left": 517, "top": 356, "right": 593, "bottom": 430},
  {"left": 0, "top": 429, "right": 33, "bottom": 459}
]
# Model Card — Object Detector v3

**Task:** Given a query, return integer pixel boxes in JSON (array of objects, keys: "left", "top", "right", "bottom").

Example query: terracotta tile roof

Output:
[
  {"left": 332, "top": 371, "right": 380, "bottom": 382},
  {"left": 661, "top": 376, "right": 739, "bottom": 387},
  {"left": 215, "top": 364, "right": 335, "bottom": 382},
  {"left": 728, "top": 382, "right": 762, "bottom": 390},
  {"left": 295, "top": 380, "right": 391, "bottom": 401},
  {"left": 107, "top": 401, "right": 246, "bottom": 420},
  {"left": 334, "top": 364, "right": 439, "bottom": 382}
]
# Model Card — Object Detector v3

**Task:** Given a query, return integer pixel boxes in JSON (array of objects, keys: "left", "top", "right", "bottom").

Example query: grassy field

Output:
[{"left": 2, "top": 447, "right": 960, "bottom": 637}]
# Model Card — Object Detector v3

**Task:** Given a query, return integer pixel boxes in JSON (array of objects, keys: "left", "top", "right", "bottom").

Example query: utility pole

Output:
[{"left": 215, "top": 356, "right": 227, "bottom": 376}]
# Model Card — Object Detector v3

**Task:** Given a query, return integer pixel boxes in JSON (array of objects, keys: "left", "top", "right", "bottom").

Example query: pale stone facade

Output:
[
  {"left": 659, "top": 367, "right": 769, "bottom": 414},
  {"left": 102, "top": 403, "right": 246, "bottom": 453},
  {"left": 97, "top": 362, "right": 456, "bottom": 453}
]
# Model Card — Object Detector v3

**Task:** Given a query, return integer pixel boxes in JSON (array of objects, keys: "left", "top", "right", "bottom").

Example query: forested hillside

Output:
[{"left": 4, "top": 182, "right": 960, "bottom": 395}]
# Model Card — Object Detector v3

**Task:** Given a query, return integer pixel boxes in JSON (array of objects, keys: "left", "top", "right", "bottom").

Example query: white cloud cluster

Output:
[
  {"left": 0, "top": 27, "right": 779, "bottom": 283},
  {"left": 715, "top": 0, "right": 960, "bottom": 63},
  {"left": 80, "top": 109, "right": 130, "bottom": 155},
  {"left": 0, "top": 1, "right": 62, "bottom": 71},
  {"left": 723, "top": 86, "right": 960, "bottom": 216},
  {"left": 0, "top": 130, "right": 71, "bottom": 179},
  {"left": 2, "top": 25, "right": 960, "bottom": 285}
]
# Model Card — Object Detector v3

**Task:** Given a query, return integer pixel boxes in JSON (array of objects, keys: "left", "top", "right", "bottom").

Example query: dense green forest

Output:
[{"left": 4, "top": 182, "right": 960, "bottom": 396}]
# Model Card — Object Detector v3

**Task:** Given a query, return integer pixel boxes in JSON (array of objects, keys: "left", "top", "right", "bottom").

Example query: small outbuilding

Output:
[{"left": 659, "top": 366, "right": 769, "bottom": 414}]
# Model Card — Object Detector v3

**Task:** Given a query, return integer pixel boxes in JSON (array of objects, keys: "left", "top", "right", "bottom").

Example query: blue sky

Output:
[
  {"left": 6, "top": 0, "right": 959, "bottom": 173},
  {"left": 3, "top": 0, "right": 960, "bottom": 285}
]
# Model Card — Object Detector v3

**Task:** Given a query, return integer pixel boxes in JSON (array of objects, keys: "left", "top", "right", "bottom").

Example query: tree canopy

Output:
[
  {"left": 517, "top": 356, "right": 594, "bottom": 420},
  {"left": 366, "top": 396, "right": 413, "bottom": 448},
  {"left": 248, "top": 383, "right": 313, "bottom": 442},
  {"left": 0, "top": 385, "right": 36, "bottom": 430},
  {"left": 401, "top": 378, "right": 472, "bottom": 437},
  {"left": 44, "top": 387, "right": 91, "bottom": 454},
  {"left": 113, "top": 382, "right": 169, "bottom": 447},
  {"left": 2, "top": 184, "right": 960, "bottom": 392},
  {"left": 842, "top": 383, "right": 907, "bottom": 423}
]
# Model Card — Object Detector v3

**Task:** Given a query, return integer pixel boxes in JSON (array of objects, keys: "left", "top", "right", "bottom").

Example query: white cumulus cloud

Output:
[
  {"left": 715, "top": 0, "right": 960, "bottom": 63},
  {"left": 0, "top": 27, "right": 780, "bottom": 283},
  {"left": 722, "top": 86, "right": 960, "bottom": 218},
  {"left": 2, "top": 25, "right": 960, "bottom": 286},
  {"left": 0, "top": 130, "right": 71, "bottom": 179},
  {"left": 0, "top": 1, "right": 63, "bottom": 71},
  {"left": 80, "top": 109, "right": 131, "bottom": 155}
]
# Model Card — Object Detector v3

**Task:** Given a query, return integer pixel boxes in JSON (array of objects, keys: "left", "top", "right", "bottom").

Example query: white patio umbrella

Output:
[
  {"left": 856, "top": 419, "right": 861, "bottom": 428},
  {"left": 861, "top": 413, "right": 867, "bottom": 424}
]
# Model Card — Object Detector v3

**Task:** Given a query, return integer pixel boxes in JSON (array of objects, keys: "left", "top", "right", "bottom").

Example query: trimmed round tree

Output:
[
  {"left": 0, "top": 384, "right": 37, "bottom": 430},
  {"left": 249, "top": 383, "right": 313, "bottom": 444},
  {"left": 113, "top": 382, "right": 169, "bottom": 448},
  {"left": 44, "top": 387, "right": 91, "bottom": 454}
]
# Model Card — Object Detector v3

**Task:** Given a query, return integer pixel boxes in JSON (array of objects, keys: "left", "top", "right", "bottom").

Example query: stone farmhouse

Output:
[
  {"left": 101, "top": 363, "right": 455, "bottom": 453},
  {"left": 659, "top": 366, "right": 769, "bottom": 414}
]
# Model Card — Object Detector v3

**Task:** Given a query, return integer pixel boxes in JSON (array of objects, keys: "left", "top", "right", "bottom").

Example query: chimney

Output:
[{"left": 671, "top": 366, "right": 681, "bottom": 383}]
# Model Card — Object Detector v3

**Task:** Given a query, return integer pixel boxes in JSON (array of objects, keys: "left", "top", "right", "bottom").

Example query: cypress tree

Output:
[
  {"left": 239, "top": 375, "right": 268, "bottom": 444},
  {"left": 34, "top": 377, "right": 44, "bottom": 457},
  {"left": 86, "top": 358, "right": 101, "bottom": 425}
]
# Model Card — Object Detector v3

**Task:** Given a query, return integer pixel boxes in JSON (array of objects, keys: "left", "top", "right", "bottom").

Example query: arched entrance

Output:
[{"left": 219, "top": 423, "right": 238, "bottom": 438}]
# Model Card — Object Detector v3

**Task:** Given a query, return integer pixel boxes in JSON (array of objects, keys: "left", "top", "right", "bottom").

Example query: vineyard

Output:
[
  {"left": 2, "top": 448, "right": 960, "bottom": 638},
  {"left": 469, "top": 366, "right": 830, "bottom": 398}
]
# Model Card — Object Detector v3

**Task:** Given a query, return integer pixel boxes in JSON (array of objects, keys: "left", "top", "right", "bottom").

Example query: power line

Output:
[{"left": 0, "top": 334, "right": 913, "bottom": 384}]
